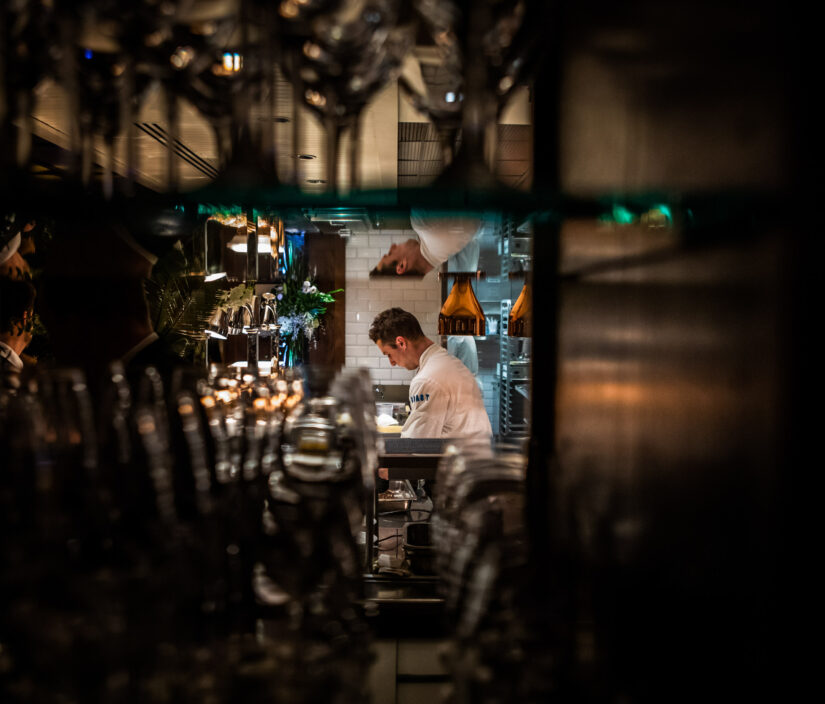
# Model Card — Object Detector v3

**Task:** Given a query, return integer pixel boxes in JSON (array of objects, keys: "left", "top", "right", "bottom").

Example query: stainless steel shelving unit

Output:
[{"left": 498, "top": 217, "right": 531, "bottom": 439}]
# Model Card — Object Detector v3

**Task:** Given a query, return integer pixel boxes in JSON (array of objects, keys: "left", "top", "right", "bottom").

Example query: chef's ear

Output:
[
  {"left": 395, "top": 258, "right": 407, "bottom": 275},
  {"left": 396, "top": 336, "right": 406, "bottom": 349}
]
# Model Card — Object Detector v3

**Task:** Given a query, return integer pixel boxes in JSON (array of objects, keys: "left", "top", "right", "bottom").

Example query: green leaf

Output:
[{"left": 144, "top": 243, "right": 224, "bottom": 360}]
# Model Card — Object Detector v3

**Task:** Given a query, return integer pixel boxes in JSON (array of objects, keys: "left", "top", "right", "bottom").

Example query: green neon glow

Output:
[
  {"left": 652, "top": 204, "right": 673, "bottom": 223},
  {"left": 598, "top": 204, "right": 636, "bottom": 225}
]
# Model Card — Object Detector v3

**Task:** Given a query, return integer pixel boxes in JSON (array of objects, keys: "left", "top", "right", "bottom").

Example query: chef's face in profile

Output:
[
  {"left": 375, "top": 337, "right": 418, "bottom": 370},
  {"left": 374, "top": 239, "right": 422, "bottom": 276}
]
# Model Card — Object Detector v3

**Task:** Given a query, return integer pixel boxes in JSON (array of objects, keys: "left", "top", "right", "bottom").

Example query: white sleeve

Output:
[
  {"left": 401, "top": 377, "right": 450, "bottom": 439},
  {"left": 446, "top": 336, "right": 478, "bottom": 375},
  {"left": 411, "top": 210, "right": 481, "bottom": 268},
  {"left": 447, "top": 238, "right": 479, "bottom": 272}
]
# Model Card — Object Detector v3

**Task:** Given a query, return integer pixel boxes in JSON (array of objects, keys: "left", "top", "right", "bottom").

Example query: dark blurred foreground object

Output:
[
  {"left": 430, "top": 443, "right": 556, "bottom": 701},
  {"left": 0, "top": 216, "right": 34, "bottom": 280},
  {"left": 0, "top": 363, "right": 376, "bottom": 703},
  {"left": 36, "top": 215, "right": 181, "bottom": 387},
  {"left": 0, "top": 277, "right": 36, "bottom": 389}
]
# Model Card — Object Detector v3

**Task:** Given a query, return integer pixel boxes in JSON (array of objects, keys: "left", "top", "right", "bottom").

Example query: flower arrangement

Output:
[{"left": 274, "top": 238, "right": 341, "bottom": 366}]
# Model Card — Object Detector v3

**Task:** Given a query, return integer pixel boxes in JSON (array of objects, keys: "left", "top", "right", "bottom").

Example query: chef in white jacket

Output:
[
  {"left": 371, "top": 210, "right": 502, "bottom": 381},
  {"left": 370, "top": 209, "right": 484, "bottom": 277},
  {"left": 369, "top": 307, "right": 492, "bottom": 440}
]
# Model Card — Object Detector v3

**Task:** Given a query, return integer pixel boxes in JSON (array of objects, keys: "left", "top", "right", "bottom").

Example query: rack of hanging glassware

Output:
[
  {"left": 0, "top": 358, "right": 379, "bottom": 703},
  {"left": 1, "top": 0, "right": 546, "bottom": 206}
]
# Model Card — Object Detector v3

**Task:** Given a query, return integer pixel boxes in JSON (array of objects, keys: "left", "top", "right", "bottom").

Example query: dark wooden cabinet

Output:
[{"left": 305, "top": 232, "right": 346, "bottom": 372}]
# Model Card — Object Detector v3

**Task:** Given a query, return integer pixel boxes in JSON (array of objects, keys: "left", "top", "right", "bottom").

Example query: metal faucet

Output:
[
  {"left": 259, "top": 292, "right": 278, "bottom": 330},
  {"left": 227, "top": 304, "right": 254, "bottom": 335},
  {"left": 222, "top": 295, "right": 280, "bottom": 370}
]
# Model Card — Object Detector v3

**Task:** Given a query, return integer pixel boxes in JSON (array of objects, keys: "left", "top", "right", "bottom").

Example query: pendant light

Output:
[
  {"left": 508, "top": 273, "right": 532, "bottom": 337},
  {"left": 438, "top": 272, "right": 486, "bottom": 336}
]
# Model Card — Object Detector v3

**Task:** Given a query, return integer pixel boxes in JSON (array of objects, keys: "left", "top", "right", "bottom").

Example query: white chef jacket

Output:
[
  {"left": 411, "top": 210, "right": 483, "bottom": 270},
  {"left": 0, "top": 233, "right": 21, "bottom": 265},
  {"left": 401, "top": 343, "right": 492, "bottom": 439},
  {"left": 0, "top": 340, "right": 24, "bottom": 372}
]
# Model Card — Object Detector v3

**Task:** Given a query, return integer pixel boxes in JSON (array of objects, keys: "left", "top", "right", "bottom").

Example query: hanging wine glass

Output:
[
  {"left": 49, "top": 0, "right": 184, "bottom": 194},
  {"left": 398, "top": 0, "right": 464, "bottom": 171},
  {"left": 177, "top": 3, "right": 303, "bottom": 209},
  {"left": 139, "top": 14, "right": 246, "bottom": 193},
  {"left": 0, "top": 0, "right": 57, "bottom": 173},
  {"left": 72, "top": 47, "right": 147, "bottom": 196},
  {"left": 278, "top": 0, "right": 416, "bottom": 193},
  {"left": 407, "top": 0, "right": 547, "bottom": 191}
]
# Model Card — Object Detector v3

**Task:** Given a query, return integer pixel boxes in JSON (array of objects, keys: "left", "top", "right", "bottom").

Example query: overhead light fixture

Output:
[
  {"left": 295, "top": 153, "right": 317, "bottom": 160},
  {"left": 230, "top": 360, "right": 274, "bottom": 371},
  {"left": 204, "top": 272, "right": 227, "bottom": 282},
  {"left": 222, "top": 52, "right": 242, "bottom": 72},
  {"left": 508, "top": 279, "right": 531, "bottom": 337},
  {"left": 227, "top": 233, "right": 275, "bottom": 254}
]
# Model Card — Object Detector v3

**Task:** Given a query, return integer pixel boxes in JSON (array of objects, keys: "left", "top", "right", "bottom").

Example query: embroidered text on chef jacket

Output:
[{"left": 401, "top": 343, "right": 492, "bottom": 439}]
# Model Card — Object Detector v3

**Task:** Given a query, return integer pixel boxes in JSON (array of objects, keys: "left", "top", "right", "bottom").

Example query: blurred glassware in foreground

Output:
[
  {"left": 2, "top": 0, "right": 542, "bottom": 197},
  {"left": 0, "top": 360, "right": 379, "bottom": 702}
]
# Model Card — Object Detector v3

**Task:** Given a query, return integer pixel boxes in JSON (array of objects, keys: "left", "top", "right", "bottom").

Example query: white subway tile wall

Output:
[{"left": 344, "top": 230, "right": 441, "bottom": 385}]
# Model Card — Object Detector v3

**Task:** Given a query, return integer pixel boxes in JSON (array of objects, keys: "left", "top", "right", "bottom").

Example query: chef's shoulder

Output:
[
  {"left": 418, "top": 352, "right": 475, "bottom": 391},
  {"left": 428, "top": 345, "right": 475, "bottom": 374}
]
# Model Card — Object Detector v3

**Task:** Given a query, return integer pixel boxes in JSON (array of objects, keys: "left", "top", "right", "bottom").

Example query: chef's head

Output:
[
  {"left": 370, "top": 239, "right": 428, "bottom": 278},
  {"left": 369, "top": 307, "right": 426, "bottom": 370}
]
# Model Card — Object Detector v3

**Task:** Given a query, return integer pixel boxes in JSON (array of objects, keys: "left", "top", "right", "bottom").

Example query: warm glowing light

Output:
[
  {"left": 137, "top": 418, "right": 156, "bottom": 434},
  {"left": 305, "top": 89, "right": 326, "bottom": 107},
  {"left": 280, "top": 0, "right": 299, "bottom": 18},
  {"left": 200, "top": 396, "right": 216, "bottom": 408},
  {"left": 215, "top": 389, "right": 234, "bottom": 404},
  {"left": 229, "top": 361, "right": 274, "bottom": 372},
  {"left": 170, "top": 46, "right": 195, "bottom": 69},
  {"left": 209, "top": 213, "right": 246, "bottom": 227},
  {"left": 303, "top": 42, "right": 322, "bottom": 59},
  {"left": 222, "top": 52, "right": 242, "bottom": 72},
  {"left": 227, "top": 235, "right": 277, "bottom": 254}
]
